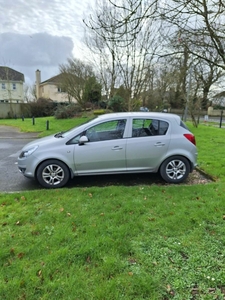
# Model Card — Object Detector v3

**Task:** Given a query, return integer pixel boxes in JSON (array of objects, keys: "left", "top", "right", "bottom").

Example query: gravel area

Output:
[{"left": 185, "top": 169, "right": 214, "bottom": 185}]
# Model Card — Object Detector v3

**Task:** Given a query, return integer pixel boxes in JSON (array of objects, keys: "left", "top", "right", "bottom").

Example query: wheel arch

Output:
[
  {"left": 34, "top": 158, "right": 73, "bottom": 180},
  {"left": 159, "top": 154, "right": 194, "bottom": 173}
]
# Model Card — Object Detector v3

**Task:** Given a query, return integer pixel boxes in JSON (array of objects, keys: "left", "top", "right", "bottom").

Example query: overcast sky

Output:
[{"left": 0, "top": 0, "right": 95, "bottom": 85}]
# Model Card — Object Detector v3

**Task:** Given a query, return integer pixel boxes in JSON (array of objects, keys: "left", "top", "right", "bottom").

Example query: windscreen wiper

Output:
[{"left": 54, "top": 131, "right": 64, "bottom": 138}]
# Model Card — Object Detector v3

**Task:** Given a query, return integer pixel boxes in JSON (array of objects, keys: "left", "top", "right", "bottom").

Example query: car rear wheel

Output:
[
  {"left": 36, "top": 160, "right": 70, "bottom": 188},
  {"left": 160, "top": 156, "right": 190, "bottom": 183}
]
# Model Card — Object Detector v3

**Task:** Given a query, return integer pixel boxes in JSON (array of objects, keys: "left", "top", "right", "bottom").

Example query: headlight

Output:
[{"left": 19, "top": 145, "right": 39, "bottom": 158}]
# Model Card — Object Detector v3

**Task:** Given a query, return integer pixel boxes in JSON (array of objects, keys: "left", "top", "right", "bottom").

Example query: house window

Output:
[
  {"left": 12, "top": 83, "right": 16, "bottom": 90},
  {"left": 2, "top": 83, "right": 5, "bottom": 89},
  {"left": 58, "top": 87, "right": 66, "bottom": 93}
]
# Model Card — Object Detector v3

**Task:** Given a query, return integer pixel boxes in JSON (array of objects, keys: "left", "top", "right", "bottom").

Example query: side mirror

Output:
[{"left": 79, "top": 135, "right": 89, "bottom": 145}]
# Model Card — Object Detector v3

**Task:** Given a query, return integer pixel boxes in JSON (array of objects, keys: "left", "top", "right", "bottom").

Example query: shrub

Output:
[
  {"left": 54, "top": 103, "right": 82, "bottom": 119},
  {"left": 29, "top": 98, "right": 56, "bottom": 117},
  {"left": 93, "top": 109, "right": 106, "bottom": 115},
  {"left": 108, "top": 95, "right": 126, "bottom": 112},
  {"left": 99, "top": 101, "right": 107, "bottom": 109}
]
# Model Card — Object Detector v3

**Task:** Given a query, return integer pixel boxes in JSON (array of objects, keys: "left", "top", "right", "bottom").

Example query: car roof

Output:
[{"left": 96, "top": 112, "right": 181, "bottom": 121}]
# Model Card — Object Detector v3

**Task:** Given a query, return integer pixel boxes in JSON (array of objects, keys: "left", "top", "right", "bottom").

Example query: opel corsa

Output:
[{"left": 18, "top": 112, "right": 197, "bottom": 188}]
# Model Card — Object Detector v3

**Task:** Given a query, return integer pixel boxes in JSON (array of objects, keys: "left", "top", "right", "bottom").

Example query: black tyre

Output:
[
  {"left": 36, "top": 160, "right": 70, "bottom": 188},
  {"left": 160, "top": 156, "right": 190, "bottom": 183}
]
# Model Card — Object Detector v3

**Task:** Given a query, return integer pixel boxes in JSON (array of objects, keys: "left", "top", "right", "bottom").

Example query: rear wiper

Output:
[{"left": 54, "top": 131, "right": 64, "bottom": 138}]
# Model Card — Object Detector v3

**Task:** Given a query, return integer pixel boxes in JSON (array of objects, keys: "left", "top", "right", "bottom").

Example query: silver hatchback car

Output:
[{"left": 18, "top": 112, "right": 197, "bottom": 188}]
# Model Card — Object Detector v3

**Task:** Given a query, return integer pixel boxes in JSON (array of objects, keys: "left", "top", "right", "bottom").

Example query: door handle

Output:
[
  {"left": 154, "top": 142, "right": 165, "bottom": 147},
  {"left": 112, "top": 146, "right": 123, "bottom": 150}
]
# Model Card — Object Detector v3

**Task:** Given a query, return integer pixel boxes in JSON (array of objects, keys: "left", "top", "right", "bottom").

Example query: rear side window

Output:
[{"left": 132, "top": 119, "right": 169, "bottom": 137}]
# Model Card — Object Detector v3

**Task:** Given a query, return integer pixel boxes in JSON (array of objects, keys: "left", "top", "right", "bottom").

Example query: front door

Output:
[{"left": 73, "top": 119, "right": 127, "bottom": 174}]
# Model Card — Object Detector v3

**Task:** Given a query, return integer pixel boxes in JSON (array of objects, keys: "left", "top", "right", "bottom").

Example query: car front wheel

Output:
[
  {"left": 36, "top": 160, "right": 70, "bottom": 188},
  {"left": 160, "top": 156, "right": 190, "bottom": 183}
]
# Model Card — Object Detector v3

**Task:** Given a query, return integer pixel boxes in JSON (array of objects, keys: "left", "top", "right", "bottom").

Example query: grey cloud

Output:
[
  {"left": 0, "top": 0, "right": 94, "bottom": 84},
  {"left": 0, "top": 32, "right": 73, "bottom": 66},
  {"left": 0, "top": 32, "right": 74, "bottom": 84}
]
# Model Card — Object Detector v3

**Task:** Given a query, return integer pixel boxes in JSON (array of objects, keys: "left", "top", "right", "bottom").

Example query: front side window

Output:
[
  {"left": 86, "top": 119, "right": 127, "bottom": 142},
  {"left": 67, "top": 119, "right": 127, "bottom": 144},
  {"left": 12, "top": 83, "right": 16, "bottom": 90},
  {"left": 2, "top": 83, "right": 5, "bottom": 90},
  {"left": 67, "top": 133, "right": 83, "bottom": 145},
  {"left": 132, "top": 119, "right": 169, "bottom": 137}
]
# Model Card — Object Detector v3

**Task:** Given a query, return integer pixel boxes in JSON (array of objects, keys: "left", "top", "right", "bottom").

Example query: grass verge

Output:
[
  {"left": 1, "top": 183, "right": 225, "bottom": 299},
  {"left": 0, "top": 115, "right": 93, "bottom": 137}
]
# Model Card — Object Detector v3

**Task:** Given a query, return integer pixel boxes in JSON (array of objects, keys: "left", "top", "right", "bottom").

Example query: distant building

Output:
[
  {"left": 0, "top": 66, "right": 24, "bottom": 103},
  {"left": 212, "top": 91, "right": 225, "bottom": 107},
  {"left": 35, "top": 69, "right": 77, "bottom": 103}
]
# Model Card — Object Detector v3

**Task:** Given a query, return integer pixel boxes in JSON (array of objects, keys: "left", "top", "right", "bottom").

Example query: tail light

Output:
[{"left": 184, "top": 133, "right": 196, "bottom": 145}]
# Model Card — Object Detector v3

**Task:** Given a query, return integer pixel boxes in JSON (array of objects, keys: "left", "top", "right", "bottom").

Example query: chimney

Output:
[{"left": 35, "top": 69, "right": 41, "bottom": 99}]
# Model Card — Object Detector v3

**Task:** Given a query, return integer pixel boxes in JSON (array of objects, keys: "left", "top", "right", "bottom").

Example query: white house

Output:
[
  {"left": 35, "top": 69, "right": 77, "bottom": 103},
  {"left": 0, "top": 66, "right": 24, "bottom": 103}
]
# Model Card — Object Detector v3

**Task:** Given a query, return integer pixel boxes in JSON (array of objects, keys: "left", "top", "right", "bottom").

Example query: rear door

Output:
[{"left": 126, "top": 118, "right": 171, "bottom": 171}]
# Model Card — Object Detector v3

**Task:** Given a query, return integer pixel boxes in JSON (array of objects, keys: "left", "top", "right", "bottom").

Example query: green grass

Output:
[
  {"left": 1, "top": 117, "right": 225, "bottom": 299},
  {"left": 189, "top": 122, "right": 225, "bottom": 180},
  {"left": 0, "top": 115, "right": 93, "bottom": 137},
  {"left": 1, "top": 185, "right": 225, "bottom": 299}
]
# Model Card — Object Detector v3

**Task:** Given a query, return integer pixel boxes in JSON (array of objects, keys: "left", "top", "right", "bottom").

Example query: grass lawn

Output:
[
  {"left": 1, "top": 116, "right": 225, "bottom": 299},
  {"left": 0, "top": 116, "right": 93, "bottom": 137}
]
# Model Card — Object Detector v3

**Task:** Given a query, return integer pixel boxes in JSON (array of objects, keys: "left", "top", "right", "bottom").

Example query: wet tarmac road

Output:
[{"left": 0, "top": 126, "right": 41, "bottom": 192}]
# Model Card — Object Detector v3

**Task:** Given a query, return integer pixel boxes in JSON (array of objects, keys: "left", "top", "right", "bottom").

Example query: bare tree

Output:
[
  {"left": 59, "top": 58, "right": 95, "bottom": 108},
  {"left": 24, "top": 84, "right": 36, "bottom": 102},
  {"left": 106, "top": 0, "right": 225, "bottom": 69},
  {"left": 84, "top": 0, "right": 161, "bottom": 111},
  {"left": 163, "top": 31, "right": 224, "bottom": 107},
  {"left": 30, "top": 84, "right": 37, "bottom": 101},
  {"left": 98, "top": 1, "right": 225, "bottom": 74},
  {"left": 148, "top": 18, "right": 225, "bottom": 126},
  {"left": 84, "top": 1, "right": 124, "bottom": 99},
  {"left": 83, "top": 0, "right": 225, "bottom": 119},
  {"left": 85, "top": 0, "right": 159, "bottom": 45}
]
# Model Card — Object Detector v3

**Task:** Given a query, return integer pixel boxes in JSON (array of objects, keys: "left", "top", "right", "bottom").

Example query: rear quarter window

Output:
[{"left": 180, "top": 120, "right": 190, "bottom": 131}]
